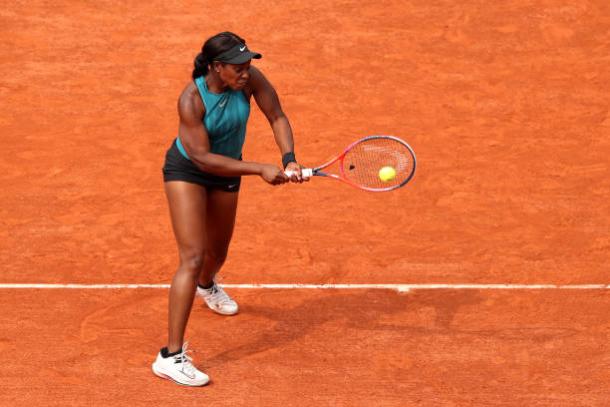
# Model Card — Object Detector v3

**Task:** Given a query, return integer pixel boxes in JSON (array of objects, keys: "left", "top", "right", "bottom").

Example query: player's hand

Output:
[
  {"left": 260, "top": 164, "right": 289, "bottom": 185},
  {"left": 285, "top": 162, "right": 308, "bottom": 183}
]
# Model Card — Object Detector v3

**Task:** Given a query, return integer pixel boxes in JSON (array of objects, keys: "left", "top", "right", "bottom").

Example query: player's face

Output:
[{"left": 218, "top": 61, "right": 251, "bottom": 90}]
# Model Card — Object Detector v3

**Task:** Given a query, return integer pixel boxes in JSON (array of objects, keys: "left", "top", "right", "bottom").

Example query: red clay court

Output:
[{"left": 1, "top": 1, "right": 609, "bottom": 405}]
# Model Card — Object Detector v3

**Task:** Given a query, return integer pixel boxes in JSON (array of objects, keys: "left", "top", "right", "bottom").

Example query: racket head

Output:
[{"left": 336, "top": 135, "right": 416, "bottom": 192}]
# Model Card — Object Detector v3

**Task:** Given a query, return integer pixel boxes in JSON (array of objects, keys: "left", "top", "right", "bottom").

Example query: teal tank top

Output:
[{"left": 176, "top": 75, "right": 250, "bottom": 160}]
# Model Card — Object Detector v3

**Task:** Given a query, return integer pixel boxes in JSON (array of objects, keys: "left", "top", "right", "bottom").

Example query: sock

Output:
[
  {"left": 161, "top": 346, "right": 182, "bottom": 358},
  {"left": 198, "top": 282, "right": 214, "bottom": 290}
]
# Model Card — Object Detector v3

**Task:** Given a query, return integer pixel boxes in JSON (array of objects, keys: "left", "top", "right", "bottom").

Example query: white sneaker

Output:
[
  {"left": 152, "top": 342, "right": 210, "bottom": 386},
  {"left": 197, "top": 282, "right": 239, "bottom": 315}
]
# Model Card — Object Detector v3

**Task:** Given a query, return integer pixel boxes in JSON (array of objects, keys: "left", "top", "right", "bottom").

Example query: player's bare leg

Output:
[{"left": 164, "top": 181, "right": 208, "bottom": 352}]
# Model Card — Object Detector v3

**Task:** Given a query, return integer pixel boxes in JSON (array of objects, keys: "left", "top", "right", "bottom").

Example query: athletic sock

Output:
[
  {"left": 161, "top": 347, "right": 182, "bottom": 358},
  {"left": 198, "top": 282, "right": 214, "bottom": 290}
]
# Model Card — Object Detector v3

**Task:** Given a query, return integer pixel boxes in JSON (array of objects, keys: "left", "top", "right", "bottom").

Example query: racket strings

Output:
[{"left": 341, "top": 138, "right": 415, "bottom": 190}]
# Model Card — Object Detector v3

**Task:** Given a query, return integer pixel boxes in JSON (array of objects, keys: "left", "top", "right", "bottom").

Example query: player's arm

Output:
[
  {"left": 249, "top": 66, "right": 304, "bottom": 182},
  {"left": 177, "top": 86, "right": 286, "bottom": 184}
]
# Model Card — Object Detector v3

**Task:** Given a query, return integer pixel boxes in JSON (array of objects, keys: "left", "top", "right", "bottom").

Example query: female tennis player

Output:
[{"left": 152, "top": 32, "right": 305, "bottom": 386}]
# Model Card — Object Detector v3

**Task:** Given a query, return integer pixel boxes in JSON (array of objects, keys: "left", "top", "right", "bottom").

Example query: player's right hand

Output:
[{"left": 260, "top": 164, "right": 289, "bottom": 185}]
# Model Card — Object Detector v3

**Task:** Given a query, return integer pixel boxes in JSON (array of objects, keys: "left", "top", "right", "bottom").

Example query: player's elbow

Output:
[
  {"left": 268, "top": 110, "right": 287, "bottom": 125},
  {"left": 191, "top": 150, "right": 215, "bottom": 172}
]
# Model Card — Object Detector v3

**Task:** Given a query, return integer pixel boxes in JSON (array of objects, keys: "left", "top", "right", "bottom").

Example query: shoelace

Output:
[
  {"left": 211, "top": 286, "right": 232, "bottom": 304},
  {"left": 207, "top": 284, "right": 233, "bottom": 305},
  {"left": 174, "top": 342, "right": 197, "bottom": 379}
]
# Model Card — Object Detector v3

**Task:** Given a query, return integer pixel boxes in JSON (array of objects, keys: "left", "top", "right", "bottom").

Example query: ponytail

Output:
[{"left": 192, "top": 52, "right": 208, "bottom": 79}]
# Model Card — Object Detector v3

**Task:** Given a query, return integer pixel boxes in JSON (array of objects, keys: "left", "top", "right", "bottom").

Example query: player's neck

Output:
[{"left": 205, "top": 73, "right": 228, "bottom": 94}]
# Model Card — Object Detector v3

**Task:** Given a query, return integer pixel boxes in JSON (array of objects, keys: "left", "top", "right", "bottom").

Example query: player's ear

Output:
[{"left": 212, "top": 61, "right": 222, "bottom": 73}]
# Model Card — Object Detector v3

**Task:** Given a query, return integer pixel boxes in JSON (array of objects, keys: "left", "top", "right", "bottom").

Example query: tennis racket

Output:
[{"left": 286, "top": 135, "right": 416, "bottom": 192}]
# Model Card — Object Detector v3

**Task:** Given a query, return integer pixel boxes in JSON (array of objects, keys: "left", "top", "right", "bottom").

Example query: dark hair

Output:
[{"left": 192, "top": 32, "right": 246, "bottom": 79}]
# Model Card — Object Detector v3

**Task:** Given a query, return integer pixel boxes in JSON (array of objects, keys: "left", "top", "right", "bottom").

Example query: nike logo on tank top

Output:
[{"left": 176, "top": 75, "right": 250, "bottom": 160}]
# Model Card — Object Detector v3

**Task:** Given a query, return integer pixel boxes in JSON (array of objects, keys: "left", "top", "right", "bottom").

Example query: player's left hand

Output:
[{"left": 285, "top": 162, "right": 308, "bottom": 183}]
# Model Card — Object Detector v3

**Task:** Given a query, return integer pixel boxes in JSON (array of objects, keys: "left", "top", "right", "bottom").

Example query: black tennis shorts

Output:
[{"left": 162, "top": 139, "right": 241, "bottom": 192}]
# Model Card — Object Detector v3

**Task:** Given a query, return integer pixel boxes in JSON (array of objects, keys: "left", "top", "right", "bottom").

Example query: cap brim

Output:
[{"left": 224, "top": 51, "right": 262, "bottom": 64}]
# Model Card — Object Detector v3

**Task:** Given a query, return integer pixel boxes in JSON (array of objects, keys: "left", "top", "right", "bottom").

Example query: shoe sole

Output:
[
  {"left": 152, "top": 364, "right": 210, "bottom": 387},
  {"left": 207, "top": 306, "right": 239, "bottom": 316}
]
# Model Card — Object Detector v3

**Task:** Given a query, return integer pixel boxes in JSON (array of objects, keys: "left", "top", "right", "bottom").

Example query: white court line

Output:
[{"left": 0, "top": 283, "right": 609, "bottom": 293}]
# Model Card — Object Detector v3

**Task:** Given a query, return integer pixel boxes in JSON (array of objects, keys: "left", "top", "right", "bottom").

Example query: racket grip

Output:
[{"left": 285, "top": 168, "right": 313, "bottom": 178}]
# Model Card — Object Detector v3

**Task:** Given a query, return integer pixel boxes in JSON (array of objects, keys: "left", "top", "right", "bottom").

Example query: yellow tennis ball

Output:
[{"left": 378, "top": 166, "right": 396, "bottom": 182}]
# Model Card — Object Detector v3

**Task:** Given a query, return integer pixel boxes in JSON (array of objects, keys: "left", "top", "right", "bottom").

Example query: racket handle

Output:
[{"left": 285, "top": 168, "right": 313, "bottom": 178}]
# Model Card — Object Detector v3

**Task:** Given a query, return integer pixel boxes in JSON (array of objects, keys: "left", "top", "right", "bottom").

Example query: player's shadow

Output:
[{"left": 206, "top": 289, "right": 484, "bottom": 366}]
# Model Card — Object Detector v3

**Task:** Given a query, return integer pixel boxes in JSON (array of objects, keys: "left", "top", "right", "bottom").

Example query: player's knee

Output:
[
  {"left": 179, "top": 250, "right": 206, "bottom": 273},
  {"left": 205, "top": 250, "right": 228, "bottom": 268}
]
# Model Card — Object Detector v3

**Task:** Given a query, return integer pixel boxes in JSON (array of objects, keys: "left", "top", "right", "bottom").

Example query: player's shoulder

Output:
[
  {"left": 248, "top": 65, "right": 263, "bottom": 76},
  {"left": 178, "top": 80, "right": 205, "bottom": 118},
  {"left": 246, "top": 65, "right": 272, "bottom": 95},
  {"left": 248, "top": 65, "right": 267, "bottom": 84}
]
